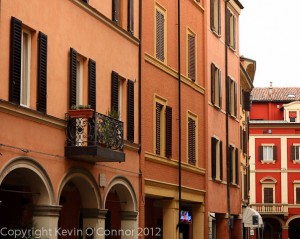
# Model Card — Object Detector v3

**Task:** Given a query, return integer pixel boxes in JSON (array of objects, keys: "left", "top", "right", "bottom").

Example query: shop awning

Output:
[{"left": 242, "top": 207, "right": 264, "bottom": 228}]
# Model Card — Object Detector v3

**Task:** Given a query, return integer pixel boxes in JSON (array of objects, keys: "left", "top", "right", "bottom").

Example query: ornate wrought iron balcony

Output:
[
  {"left": 65, "top": 111, "right": 125, "bottom": 163},
  {"left": 251, "top": 203, "right": 288, "bottom": 216}
]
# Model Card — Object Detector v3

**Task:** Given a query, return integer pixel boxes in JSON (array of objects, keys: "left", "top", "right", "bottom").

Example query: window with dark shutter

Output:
[
  {"left": 218, "top": 70, "right": 222, "bottom": 108},
  {"left": 264, "top": 188, "right": 273, "bottom": 203},
  {"left": 273, "top": 146, "right": 278, "bottom": 161},
  {"left": 127, "top": 0, "right": 134, "bottom": 34},
  {"left": 229, "top": 145, "right": 233, "bottom": 184},
  {"left": 296, "top": 188, "right": 300, "bottom": 204},
  {"left": 211, "top": 137, "right": 217, "bottom": 179},
  {"left": 232, "top": 15, "right": 236, "bottom": 49},
  {"left": 243, "top": 130, "right": 247, "bottom": 154},
  {"left": 234, "top": 82, "right": 237, "bottom": 116},
  {"left": 88, "top": 59, "right": 96, "bottom": 110},
  {"left": 9, "top": 17, "right": 22, "bottom": 104},
  {"left": 69, "top": 48, "right": 77, "bottom": 108},
  {"left": 111, "top": 71, "right": 119, "bottom": 112},
  {"left": 259, "top": 146, "right": 263, "bottom": 161},
  {"left": 243, "top": 173, "right": 247, "bottom": 200},
  {"left": 235, "top": 148, "right": 239, "bottom": 184},
  {"left": 165, "top": 106, "right": 172, "bottom": 158},
  {"left": 37, "top": 32, "right": 48, "bottom": 113},
  {"left": 243, "top": 91, "right": 251, "bottom": 111},
  {"left": 291, "top": 146, "right": 295, "bottom": 161},
  {"left": 156, "top": 103, "right": 163, "bottom": 155},
  {"left": 112, "top": 0, "right": 120, "bottom": 25},
  {"left": 211, "top": 63, "right": 215, "bottom": 105},
  {"left": 210, "top": 0, "right": 214, "bottom": 31},
  {"left": 227, "top": 77, "right": 231, "bottom": 114},
  {"left": 127, "top": 80, "right": 134, "bottom": 142},
  {"left": 188, "top": 34, "right": 195, "bottom": 81},
  {"left": 210, "top": 0, "right": 221, "bottom": 35},
  {"left": 225, "top": 8, "right": 230, "bottom": 46},
  {"left": 188, "top": 117, "right": 196, "bottom": 165},
  {"left": 220, "top": 140, "right": 223, "bottom": 180},
  {"left": 156, "top": 9, "right": 165, "bottom": 61}
]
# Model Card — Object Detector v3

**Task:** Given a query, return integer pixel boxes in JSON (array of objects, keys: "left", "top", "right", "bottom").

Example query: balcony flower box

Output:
[{"left": 68, "top": 105, "right": 94, "bottom": 118}]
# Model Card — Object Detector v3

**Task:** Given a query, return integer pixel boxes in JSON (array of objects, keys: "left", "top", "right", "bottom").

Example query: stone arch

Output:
[
  {"left": 58, "top": 168, "right": 102, "bottom": 209},
  {"left": 0, "top": 156, "right": 56, "bottom": 205},
  {"left": 286, "top": 215, "right": 300, "bottom": 226},
  {"left": 263, "top": 215, "right": 285, "bottom": 227},
  {"left": 104, "top": 175, "right": 138, "bottom": 211},
  {"left": 260, "top": 176, "right": 277, "bottom": 184}
]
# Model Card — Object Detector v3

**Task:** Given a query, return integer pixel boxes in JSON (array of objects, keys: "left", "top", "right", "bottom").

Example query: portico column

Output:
[
  {"left": 32, "top": 205, "right": 62, "bottom": 239},
  {"left": 120, "top": 211, "right": 138, "bottom": 239},
  {"left": 282, "top": 226, "right": 289, "bottom": 239},
  {"left": 81, "top": 208, "right": 107, "bottom": 239},
  {"left": 192, "top": 204, "right": 205, "bottom": 239},
  {"left": 162, "top": 200, "right": 178, "bottom": 239}
]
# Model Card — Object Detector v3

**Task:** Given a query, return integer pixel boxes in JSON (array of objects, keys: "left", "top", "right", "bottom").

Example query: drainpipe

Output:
[
  {"left": 177, "top": 0, "right": 182, "bottom": 233},
  {"left": 225, "top": 0, "right": 231, "bottom": 238}
]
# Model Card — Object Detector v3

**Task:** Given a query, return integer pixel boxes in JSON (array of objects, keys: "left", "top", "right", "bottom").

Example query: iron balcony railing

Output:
[
  {"left": 66, "top": 111, "right": 123, "bottom": 151},
  {"left": 251, "top": 203, "right": 288, "bottom": 215}
]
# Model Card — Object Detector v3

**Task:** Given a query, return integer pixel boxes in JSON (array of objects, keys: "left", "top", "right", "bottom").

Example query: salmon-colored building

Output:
[
  {"left": 0, "top": 0, "right": 140, "bottom": 238},
  {"left": 206, "top": 0, "right": 244, "bottom": 238},
  {"left": 249, "top": 86, "right": 300, "bottom": 239},
  {"left": 140, "top": 0, "right": 206, "bottom": 238}
]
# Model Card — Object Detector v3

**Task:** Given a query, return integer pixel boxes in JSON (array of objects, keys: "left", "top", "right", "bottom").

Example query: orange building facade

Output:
[
  {"left": 206, "top": 0, "right": 244, "bottom": 239},
  {"left": 140, "top": 0, "right": 206, "bottom": 239},
  {"left": 0, "top": 0, "right": 140, "bottom": 238}
]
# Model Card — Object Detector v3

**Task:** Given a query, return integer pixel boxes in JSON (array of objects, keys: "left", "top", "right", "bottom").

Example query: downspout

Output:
[
  {"left": 225, "top": 0, "right": 231, "bottom": 238},
  {"left": 177, "top": 0, "right": 182, "bottom": 232},
  {"left": 138, "top": 0, "right": 144, "bottom": 230}
]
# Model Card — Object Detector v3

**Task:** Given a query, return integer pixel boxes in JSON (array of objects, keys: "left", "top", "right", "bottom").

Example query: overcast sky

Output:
[{"left": 240, "top": 0, "right": 300, "bottom": 88}]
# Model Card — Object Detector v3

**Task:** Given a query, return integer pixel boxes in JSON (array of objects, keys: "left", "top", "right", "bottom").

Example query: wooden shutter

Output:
[
  {"left": 210, "top": 0, "right": 214, "bottom": 31},
  {"left": 211, "top": 137, "right": 217, "bottom": 179},
  {"left": 188, "top": 34, "right": 195, "bottom": 81},
  {"left": 112, "top": 0, "right": 120, "bottom": 24},
  {"left": 9, "top": 17, "right": 22, "bottom": 104},
  {"left": 127, "top": 80, "right": 134, "bottom": 142},
  {"left": 243, "top": 91, "right": 251, "bottom": 111},
  {"left": 156, "top": 103, "right": 163, "bottom": 155},
  {"left": 217, "top": 0, "right": 221, "bottom": 34},
  {"left": 88, "top": 59, "right": 96, "bottom": 110},
  {"left": 234, "top": 81, "right": 237, "bottom": 116},
  {"left": 229, "top": 146, "right": 233, "bottom": 183},
  {"left": 225, "top": 8, "right": 230, "bottom": 46},
  {"left": 235, "top": 148, "right": 239, "bottom": 184},
  {"left": 69, "top": 48, "right": 77, "bottom": 108},
  {"left": 188, "top": 118, "right": 196, "bottom": 165},
  {"left": 211, "top": 63, "right": 215, "bottom": 104},
  {"left": 273, "top": 146, "right": 278, "bottom": 161},
  {"left": 227, "top": 77, "right": 231, "bottom": 114},
  {"left": 111, "top": 71, "right": 119, "bottom": 112},
  {"left": 37, "top": 32, "right": 48, "bottom": 113},
  {"left": 127, "top": 0, "right": 134, "bottom": 34},
  {"left": 264, "top": 188, "right": 273, "bottom": 203},
  {"left": 296, "top": 188, "right": 300, "bottom": 204},
  {"left": 291, "top": 146, "right": 295, "bottom": 161},
  {"left": 156, "top": 9, "right": 165, "bottom": 61},
  {"left": 220, "top": 140, "right": 223, "bottom": 180},
  {"left": 259, "top": 146, "right": 263, "bottom": 161},
  {"left": 218, "top": 69, "right": 222, "bottom": 108},
  {"left": 233, "top": 15, "right": 236, "bottom": 49},
  {"left": 243, "top": 130, "right": 247, "bottom": 154},
  {"left": 296, "top": 146, "right": 300, "bottom": 160},
  {"left": 165, "top": 106, "right": 172, "bottom": 158}
]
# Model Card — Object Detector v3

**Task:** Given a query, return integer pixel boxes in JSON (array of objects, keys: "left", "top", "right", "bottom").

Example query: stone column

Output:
[
  {"left": 282, "top": 226, "right": 289, "bottom": 239},
  {"left": 162, "top": 200, "right": 178, "bottom": 239},
  {"left": 120, "top": 211, "right": 138, "bottom": 239},
  {"left": 81, "top": 208, "right": 107, "bottom": 239},
  {"left": 192, "top": 204, "right": 205, "bottom": 239},
  {"left": 32, "top": 205, "right": 62, "bottom": 239}
]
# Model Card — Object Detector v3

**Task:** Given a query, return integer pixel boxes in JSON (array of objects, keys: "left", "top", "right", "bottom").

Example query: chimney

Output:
[{"left": 268, "top": 81, "right": 273, "bottom": 99}]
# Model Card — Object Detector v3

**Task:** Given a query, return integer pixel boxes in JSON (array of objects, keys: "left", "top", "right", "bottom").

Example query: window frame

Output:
[
  {"left": 187, "top": 28, "right": 196, "bottom": 82},
  {"left": 211, "top": 136, "right": 223, "bottom": 181},
  {"left": 155, "top": 3, "right": 167, "bottom": 63},
  {"left": 20, "top": 28, "right": 31, "bottom": 107},
  {"left": 153, "top": 95, "right": 167, "bottom": 157},
  {"left": 226, "top": 8, "right": 236, "bottom": 50},
  {"left": 263, "top": 186, "right": 274, "bottom": 204},
  {"left": 187, "top": 111, "right": 198, "bottom": 166},
  {"left": 294, "top": 181, "right": 300, "bottom": 204},
  {"left": 211, "top": 63, "right": 222, "bottom": 108},
  {"left": 210, "top": 0, "right": 221, "bottom": 36},
  {"left": 259, "top": 144, "right": 277, "bottom": 163}
]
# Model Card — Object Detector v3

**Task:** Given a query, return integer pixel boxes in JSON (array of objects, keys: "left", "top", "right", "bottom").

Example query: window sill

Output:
[
  {"left": 260, "top": 160, "right": 276, "bottom": 164},
  {"left": 212, "top": 178, "right": 223, "bottom": 183},
  {"left": 293, "top": 160, "right": 300, "bottom": 164},
  {"left": 211, "top": 29, "right": 221, "bottom": 38},
  {"left": 229, "top": 46, "right": 236, "bottom": 52},
  {"left": 212, "top": 104, "right": 222, "bottom": 111}
]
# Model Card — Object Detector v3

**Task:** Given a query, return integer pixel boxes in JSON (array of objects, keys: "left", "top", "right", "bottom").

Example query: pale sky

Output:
[{"left": 240, "top": 0, "right": 300, "bottom": 88}]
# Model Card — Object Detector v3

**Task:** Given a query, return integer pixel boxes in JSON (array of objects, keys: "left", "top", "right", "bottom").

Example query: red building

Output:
[{"left": 249, "top": 85, "right": 300, "bottom": 239}]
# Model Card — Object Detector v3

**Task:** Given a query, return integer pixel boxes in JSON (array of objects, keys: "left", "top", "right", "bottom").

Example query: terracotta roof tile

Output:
[{"left": 251, "top": 87, "right": 300, "bottom": 102}]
